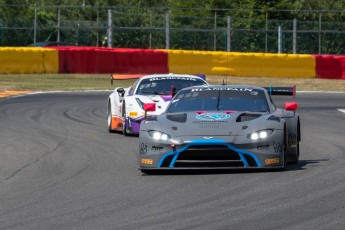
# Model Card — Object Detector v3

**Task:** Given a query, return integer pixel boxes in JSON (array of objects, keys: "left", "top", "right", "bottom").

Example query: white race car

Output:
[{"left": 107, "top": 73, "right": 208, "bottom": 135}]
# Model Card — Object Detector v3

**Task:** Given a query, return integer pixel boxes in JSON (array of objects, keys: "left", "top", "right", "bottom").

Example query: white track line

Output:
[{"left": 338, "top": 109, "right": 345, "bottom": 114}]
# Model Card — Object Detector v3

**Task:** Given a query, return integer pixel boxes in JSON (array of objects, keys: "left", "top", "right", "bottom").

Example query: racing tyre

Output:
[
  {"left": 290, "top": 141, "right": 300, "bottom": 164},
  {"left": 122, "top": 101, "right": 129, "bottom": 136},
  {"left": 280, "top": 126, "right": 288, "bottom": 170},
  {"left": 123, "top": 119, "right": 129, "bottom": 136},
  {"left": 283, "top": 152, "right": 287, "bottom": 169},
  {"left": 289, "top": 121, "right": 300, "bottom": 164},
  {"left": 107, "top": 101, "right": 114, "bottom": 133}
]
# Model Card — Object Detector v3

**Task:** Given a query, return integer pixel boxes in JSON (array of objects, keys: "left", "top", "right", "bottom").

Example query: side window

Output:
[{"left": 129, "top": 79, "right": 140, "bottom": 95}]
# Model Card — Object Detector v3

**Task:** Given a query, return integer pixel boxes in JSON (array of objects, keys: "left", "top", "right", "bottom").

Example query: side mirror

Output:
[
  {"left": 117, "top": 88, "right": 125, "bottom": 93},
  {"left": 144, "top": 103, "right": 156, "bottom": 119},
  {"left": 285, "top": 102, "right": 298, "bottom": 111},
  {"left": 144, "top": 103, "right": 156, "bottom": 112},
  {"left": 117, "top": 88, "right": 125, "bottom": 96}
]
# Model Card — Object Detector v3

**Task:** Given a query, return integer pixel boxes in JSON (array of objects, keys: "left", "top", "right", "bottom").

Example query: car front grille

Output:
[{"left": 161, "top": 145, "right": 258, "bottom": 168}]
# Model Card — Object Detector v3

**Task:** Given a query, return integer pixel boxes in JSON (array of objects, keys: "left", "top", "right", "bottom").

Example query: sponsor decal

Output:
[
  {"left": 191, "top": 87, "right": 253, "bottom": 92},
  {"left": 141, "top": 158, "right": 153, "bottom": 165},
  {"left": 193, "top": 120, "right": 228, "bottom": 124},
  {"left": 197, "top": 124, "right": 224, "bottom": 128},
  {"left": 129, "top": 111, "right": 138, "bottom": 117},
  {"left": 265, "top": 158, "right": 280, "bottom": 165},
  {"left": 196, "top": 113, "right": 231, "bottom": 121},
  {"left": 149, "top": 77, "right": 196, "bottom": 81},
  {"left": 139, "top": 143, "right": 147, "bottom": 154},
  {"left": 257, "top": 144, "right": 270, "bottom": 151},
  {"left": 152, "top": 146, "right": 163, "bottom": 151},
  {"left": 273, "top": 141, "right": 283, "bottom": 153}
]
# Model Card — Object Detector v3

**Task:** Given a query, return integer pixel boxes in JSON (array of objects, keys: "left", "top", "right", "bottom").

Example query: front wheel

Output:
[
  {"left": 107, "top": 101, "right": 114, "bottom": 133},
  {"left": 290, "top": 142, "right": 300, "bottom": 164},
  {"left": 290, "top": 120, "right": 300, "bottom": 164},
  {"left": 122, "top": 101, "right": 129, "bottom": 136},
  {"left": 122, "top": 118, "right": 129, "bottom": 136},
  {"left": 282, "top": 126, "right": 288, "bottom": 169}
]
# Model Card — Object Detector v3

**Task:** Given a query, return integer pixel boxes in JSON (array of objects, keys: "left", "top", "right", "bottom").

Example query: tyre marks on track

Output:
[{"left": 3, "top": 138, "right": 67, "bottom": 181}]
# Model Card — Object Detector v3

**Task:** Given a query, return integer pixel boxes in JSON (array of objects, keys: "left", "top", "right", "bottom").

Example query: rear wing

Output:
[
  {"left": 194, "top": 74, "right": 206, "bottom": 80},
  {"left": 264, "top": 85, "right": 296, "bottom": 98},
  {"left": 110, "top": 74, "right": 145, "bottom": 85},
  {"left": 110, "top": 73, "right": 206, "bottom": 85}
]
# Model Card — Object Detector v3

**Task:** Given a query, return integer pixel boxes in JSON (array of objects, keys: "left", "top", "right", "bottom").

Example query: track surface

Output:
[{"left": 0, "top": 91, "right": 345, "bottom": 230}]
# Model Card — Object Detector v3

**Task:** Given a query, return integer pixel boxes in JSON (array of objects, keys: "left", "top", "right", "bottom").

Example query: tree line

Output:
[{"left": 1, "top": 0, "right": 345, "bottom": 54}]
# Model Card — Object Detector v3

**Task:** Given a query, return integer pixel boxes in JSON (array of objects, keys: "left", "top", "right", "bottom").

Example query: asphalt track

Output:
[{"left": 0, "top": 91, "right": 345, "bottom": 230}]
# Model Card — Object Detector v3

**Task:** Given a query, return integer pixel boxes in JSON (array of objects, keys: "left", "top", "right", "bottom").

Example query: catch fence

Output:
[{"left": 1, "top": 4, "right": 345, "bottom": 54}]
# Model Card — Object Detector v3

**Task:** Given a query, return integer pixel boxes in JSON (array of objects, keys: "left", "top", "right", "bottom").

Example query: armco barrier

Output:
[
  {"left": 0, "top": 48, "right": 58, "bottom": 74},
  {"left": 55, "top": 47, "right": 168, "bottom": 74},
  {"left": 43, "top": 49, "right": 59, "bottom": 73},
  {"left": 57, "top": 47, "right": 99, "bottom": 73},
  {"left": 112, "top": 48, "right": 168, "bottom": 74},
  {"left": 1, "top": 47, "right": 344, "bottom": 79},
  {"left": 314, "top": 55, "right": 345, "bottom": 79},
  {"left": 167, "top": 50, "right": 228, "bottom": 75},
  {"left": 168, "top": 50, "right": 316, "bottom": 78}
]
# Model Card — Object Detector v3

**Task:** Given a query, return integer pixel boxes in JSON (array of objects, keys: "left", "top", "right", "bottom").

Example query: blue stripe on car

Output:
[{"left": 157, "top": 139, "right": 262, "bottom": 168}]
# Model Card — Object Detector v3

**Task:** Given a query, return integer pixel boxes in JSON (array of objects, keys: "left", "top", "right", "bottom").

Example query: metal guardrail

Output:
[{"left": 1, "top": 4, "right": 345, "bottom": 54}]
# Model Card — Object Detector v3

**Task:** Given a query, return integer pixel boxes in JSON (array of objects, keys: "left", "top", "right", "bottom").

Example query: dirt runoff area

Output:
[{"left": 0, "top": 91, "right": 33, "bottom": 98}]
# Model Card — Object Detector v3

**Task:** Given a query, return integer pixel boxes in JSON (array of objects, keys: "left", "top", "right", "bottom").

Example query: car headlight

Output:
[
  {"left": 248, "top": 129, "right": 273, "bottom": 140},
  {"left": 148, "top": 130, "right": 171, "bottom": 141}
]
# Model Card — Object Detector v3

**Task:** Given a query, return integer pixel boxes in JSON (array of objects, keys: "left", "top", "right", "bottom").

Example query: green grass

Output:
[
  {"left": 0, "top": 74, "right": 121, "bottom": 91},
  {"left": 1, "top": 74, "right": 344, "bottom": 92}
]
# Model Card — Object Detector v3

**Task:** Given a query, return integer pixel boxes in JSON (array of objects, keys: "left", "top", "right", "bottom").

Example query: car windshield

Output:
[
  {"left": 167, "top": 87, "right": 269, "bottom": 113},
  {"left": 135, "top": 77, "right": 207, "bottom": 95}
]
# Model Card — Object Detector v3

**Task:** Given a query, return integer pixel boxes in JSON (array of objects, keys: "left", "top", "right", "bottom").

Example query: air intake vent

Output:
[
  {"left": 167, "top": 145, "right": 258, "bottom": 168},
  {"left": 166, "top": 113, "right": 187, "bottom": 123},
  {"left": 236, "top": 113, "right": 261, "bottom": 122}
]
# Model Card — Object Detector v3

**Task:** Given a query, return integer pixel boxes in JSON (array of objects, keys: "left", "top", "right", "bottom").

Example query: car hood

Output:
[
  {"left": 151, "top": 111, "right": 280, "bottom": 136},
  {"left": 127, "top": 94, "right": 172, "bottom": 115}
]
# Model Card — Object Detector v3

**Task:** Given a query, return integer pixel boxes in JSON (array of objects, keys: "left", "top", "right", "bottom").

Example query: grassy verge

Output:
[{"left": 1, "top": 74, "right": 344, "bottom": 92}]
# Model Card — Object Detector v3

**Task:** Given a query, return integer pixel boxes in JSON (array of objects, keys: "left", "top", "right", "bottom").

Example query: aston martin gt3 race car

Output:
[
  {"left": 107, "top": 74, "right": 208, "bottom": 135},
  {"left": 139, "top": 85, "right": 301, "bottom": 173}
]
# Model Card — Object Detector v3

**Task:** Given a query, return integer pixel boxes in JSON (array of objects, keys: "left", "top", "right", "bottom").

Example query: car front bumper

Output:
[{"left": 139, "top": 134, "right": 285, "bottom": 170}]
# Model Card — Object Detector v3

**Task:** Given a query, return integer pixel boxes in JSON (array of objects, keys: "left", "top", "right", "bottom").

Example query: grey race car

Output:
[{"left": 138, "top": 85, "right": 300, "bottom": 173}]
